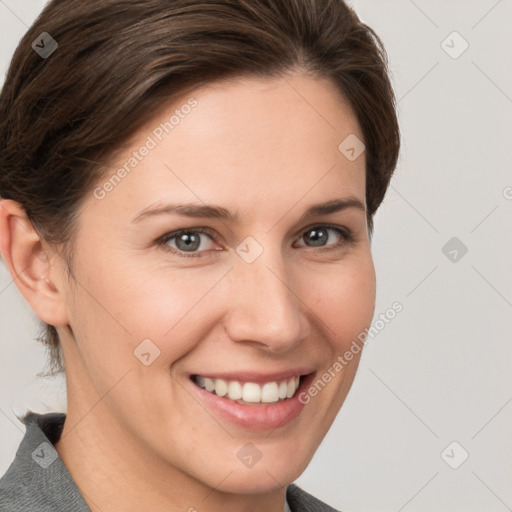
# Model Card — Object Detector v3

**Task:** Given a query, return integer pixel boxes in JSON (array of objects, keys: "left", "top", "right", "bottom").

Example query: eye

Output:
[
  {"left": 158, "top": 228, "right": 218, "bottom": 258},
  {"left": 295, "top": 224, "right": 354, "bottom": 250},
  {"left": 157, "top": 224, "right": 354, "bottom": 258}
]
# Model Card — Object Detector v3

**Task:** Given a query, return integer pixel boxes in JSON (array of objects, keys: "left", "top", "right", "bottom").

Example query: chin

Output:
[
  {"left": 206, "top": 454, "right": 309, "bottom": 495},
  {"left": 214, "top": 472, "right": 297, "bottom": 495}
]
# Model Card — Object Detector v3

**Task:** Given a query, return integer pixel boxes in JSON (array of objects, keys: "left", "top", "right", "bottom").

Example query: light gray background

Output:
[{"left": 1, "top": 1, "right": 511, "bottom": 511}]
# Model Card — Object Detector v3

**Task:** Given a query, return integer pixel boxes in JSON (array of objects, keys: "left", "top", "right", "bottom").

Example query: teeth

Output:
[
  {"left": 286, "top": 378, "right": 295, "bottom": 398},
  {"left": 204, "top": 377, "right": 215, "bottom": 392},
  {"left": 214, "top": 379, "right": 227, "bottom": 397},
  {"left": 193, "top": 375, "right": 302, "bottom": 404},
  {"left": 261, "top": 382, "right": 279, "bottom": 403},
  {"left": 242, "top": 383, "right": 261, "bottom": 403},
  {"left": 228, "top": 381, "right": 242, "bottom": 400},
  {"left": 278, "top": 381, "right": 288, "bottom": 399}
]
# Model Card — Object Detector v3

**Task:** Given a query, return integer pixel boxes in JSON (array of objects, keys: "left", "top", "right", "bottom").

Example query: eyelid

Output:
[
  {"left": 157, "top": 227, "right": 219, "bottom": 258},
  {"left": 293, "top": 223, "right": 354, "bottom": 247},
  {"left": 157, "top": 224, "right": 354, "bottom": 258}
]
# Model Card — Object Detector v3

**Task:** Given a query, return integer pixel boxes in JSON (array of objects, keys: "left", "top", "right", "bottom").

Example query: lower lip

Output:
[{"left": 188, "top": 373, "right": 316, "bottom": 431}]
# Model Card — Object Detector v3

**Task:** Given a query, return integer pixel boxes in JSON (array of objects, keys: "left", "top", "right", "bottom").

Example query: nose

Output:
[{"left": 222, "top": 245, "right": 309, "bottom": 353}]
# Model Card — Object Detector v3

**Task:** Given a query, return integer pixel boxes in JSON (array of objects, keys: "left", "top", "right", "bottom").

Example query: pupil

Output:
[
  {"left": 306, "top": 228, "right": 327, "bottom": 247},
  {"left": 177, "top": 233, "right": 200, "bottom": 251}
]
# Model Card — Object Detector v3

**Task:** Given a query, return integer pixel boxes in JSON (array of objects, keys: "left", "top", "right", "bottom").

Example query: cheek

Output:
[
  {"left": 308, "top": 254, "right": 376, "bottom": 348},
  {"left": 68, "top": 256, "right": 228, "bottom": 367}
]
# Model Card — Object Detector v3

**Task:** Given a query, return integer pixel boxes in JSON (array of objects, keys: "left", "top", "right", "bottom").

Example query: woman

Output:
[{"left": 0, "top": 0, "right": 400, "bottom": 510}]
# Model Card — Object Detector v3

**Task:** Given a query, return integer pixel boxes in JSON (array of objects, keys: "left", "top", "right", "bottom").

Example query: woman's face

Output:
[{"left": 54, "top": 72, "right": 375, "bottom": 494}]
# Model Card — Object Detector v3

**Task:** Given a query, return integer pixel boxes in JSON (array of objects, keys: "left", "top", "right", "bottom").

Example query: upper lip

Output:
[{"left": 190, "top": 367, "right": 316, "bottom": 384}]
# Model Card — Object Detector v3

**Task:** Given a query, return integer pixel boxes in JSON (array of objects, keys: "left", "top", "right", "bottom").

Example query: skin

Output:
[{"left": 0, "top": 71, "right": 375, "bottom": 512}]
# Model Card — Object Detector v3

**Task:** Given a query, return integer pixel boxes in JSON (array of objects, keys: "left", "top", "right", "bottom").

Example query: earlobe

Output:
[{"left": 0, "top": 198, "right": 69, "bottom": 327}]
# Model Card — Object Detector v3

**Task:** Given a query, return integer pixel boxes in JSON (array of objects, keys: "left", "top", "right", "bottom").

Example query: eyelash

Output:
[{"left": 157, "top": 224, "right": 355, "bottom": 259}]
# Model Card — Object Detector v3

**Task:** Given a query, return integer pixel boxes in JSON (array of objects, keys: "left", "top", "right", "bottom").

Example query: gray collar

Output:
[{"left": 0, "top": 412, "right": 91, "bottom": 511}]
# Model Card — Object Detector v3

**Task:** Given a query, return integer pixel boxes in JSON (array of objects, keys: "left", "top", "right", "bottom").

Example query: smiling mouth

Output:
[{"left": 190, "top": 374, "right": 306, "bottom": 406}]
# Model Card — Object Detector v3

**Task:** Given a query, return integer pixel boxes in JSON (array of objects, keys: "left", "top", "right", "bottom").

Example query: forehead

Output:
[{"left": 87, "top": 73, "right": 366, "bottom": 224}]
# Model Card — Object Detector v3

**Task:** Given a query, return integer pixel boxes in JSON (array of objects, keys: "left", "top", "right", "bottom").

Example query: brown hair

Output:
[{"left": 0, "top": 0, "right": 400, "bottom": 376}]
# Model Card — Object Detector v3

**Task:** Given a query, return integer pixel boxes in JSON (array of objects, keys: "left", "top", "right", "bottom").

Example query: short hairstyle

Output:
[{"left": 0, "top": 0, "right": 400, "bottom": 376}]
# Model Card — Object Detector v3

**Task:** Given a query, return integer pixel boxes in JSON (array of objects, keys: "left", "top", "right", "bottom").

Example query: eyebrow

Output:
[{"left": 130, "top": 196, "right": 366, "bottom": 224}]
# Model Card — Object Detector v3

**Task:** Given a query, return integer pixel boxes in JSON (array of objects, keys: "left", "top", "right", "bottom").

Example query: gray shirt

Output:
[{"left": 0, "top": 412, "right": 340, "bottom": 511}]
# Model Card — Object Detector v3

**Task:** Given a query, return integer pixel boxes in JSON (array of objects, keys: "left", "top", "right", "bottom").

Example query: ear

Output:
[{"left": 0, "top": 199, "right": 69, "bottom": 327}]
